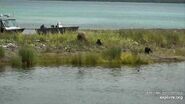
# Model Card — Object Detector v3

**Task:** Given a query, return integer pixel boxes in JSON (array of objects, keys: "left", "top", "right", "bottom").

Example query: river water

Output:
[
  {"left": 0, "top": 0, "right": 185, "bottom": 29},
  {"left": 0, "top": 62, "right": 184, "bottom": 104},
  {"left": 0, "top": 1, "right": 185, "bottom": 103}
]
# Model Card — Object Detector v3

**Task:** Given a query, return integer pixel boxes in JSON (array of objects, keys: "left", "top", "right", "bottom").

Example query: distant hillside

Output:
[{"left": 38, "top": 0, "right": 185, "bottom": 3}]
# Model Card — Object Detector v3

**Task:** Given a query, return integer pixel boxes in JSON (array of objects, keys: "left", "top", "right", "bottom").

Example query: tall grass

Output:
[
  {"left": 0, "top": 47, "right": 5, "bottom": 58},
  {"left": 103, "top": 47, "right": 122, "bottom": 60},
  {"left": 0, "top": 29, "right": 185, "bottom": 67},
  {"left": 10, "top": 56, "right": 22, "bottom": 68},
  {"left": 1, "top": 29, "right": 185, "bottom": 49},
  {"left": 38, "top": 52, "right": 100, "bottom": 67},
  {"left": 70, "top": 53, "right": 83, "bottom": 66},
  {"left": 68, "top": 53, "right": 100, "bottom": 66},
  {"left": 174, "top": 48, "right": 185, "bottom": 56},
  {"left": 119, "top": 29, "right": 185, "bottom": 48},
  {"left": 121, "top": 52, "right": 150, "bottom": 65},
  {"left": 19, "top": 46, "right": 37, "bottom": 67},
  {"left": 38, "top": 53, "right": 64, "bottom": 66},
  {"left": 83, "top": 53, "right": 98, "bottom": 66}
]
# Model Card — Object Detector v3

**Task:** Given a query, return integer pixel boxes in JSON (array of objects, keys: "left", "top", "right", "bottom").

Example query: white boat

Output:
[{"left": 0, "top": 14, "right": 24, "bottom": 33}]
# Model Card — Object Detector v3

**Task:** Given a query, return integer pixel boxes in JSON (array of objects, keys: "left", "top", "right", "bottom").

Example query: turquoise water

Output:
[
  {"left": 0, "top": 0, "right": 185, "bottom": 29},
  {"left": 0, "top": 62, "right": 185, "bottom": 104}
]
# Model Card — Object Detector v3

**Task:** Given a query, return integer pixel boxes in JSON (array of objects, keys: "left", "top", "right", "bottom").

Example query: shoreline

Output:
[
  {"left": 23, "top": 28, "right": 185, "bottom": 35},
  {"left": 0, "top": 29, "right": 185, "bottom": 68}
]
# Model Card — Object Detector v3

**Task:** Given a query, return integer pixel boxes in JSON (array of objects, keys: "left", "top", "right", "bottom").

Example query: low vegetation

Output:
[
  {"left": 121, "top": 52, "right": 151, "bottom": 65},
  {"left": 10, "top": 56, "right": 22, "bottom": 68},
  {"left": 0, "top": 29, "right": 185, "bottom": 67},
  {"left": 0, "top": 47, "right": 5, "bottom": 58},
  {"left": 103, "top": 47, "right": 122, "bottom": 60},
  {"left": 19, "top": 46, "right": 37, "bottom": 67}
]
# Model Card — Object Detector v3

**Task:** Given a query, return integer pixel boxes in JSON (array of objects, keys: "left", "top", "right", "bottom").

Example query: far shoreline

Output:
[
  {"left": 34, "top": 0, "right": 185, "bottom": 4},
  {"left": 23, "top": 28, "right": 185, "bottom": 35}
]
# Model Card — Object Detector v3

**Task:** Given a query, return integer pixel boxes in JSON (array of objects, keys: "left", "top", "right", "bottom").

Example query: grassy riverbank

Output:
[{"left": 0, "top": 29, "right": 185, "bottom": 67}]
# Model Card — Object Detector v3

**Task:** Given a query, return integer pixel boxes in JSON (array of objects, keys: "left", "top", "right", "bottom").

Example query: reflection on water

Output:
[
  {"left": 109, "top": 68, "right": 122, "bottom": 77},
  {"left": 0, "top": 66, "right": 6, "bottom": 73},
  {"left": 0, "top": 62, "right": 185, "bottom": 104}
]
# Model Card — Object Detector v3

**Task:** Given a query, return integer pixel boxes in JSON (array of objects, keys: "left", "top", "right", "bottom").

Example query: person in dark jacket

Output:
[{"left": 40, "top": 24, "right": 46, "bottom": 34}]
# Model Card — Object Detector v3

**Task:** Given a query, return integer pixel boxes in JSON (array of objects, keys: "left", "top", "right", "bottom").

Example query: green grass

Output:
[
  {"left": 121, "top": 52, "right": 151, "bottom": 65},
  {"left": 0, "top": 29, "right": 185, "bottom": 67},
  {"left": 19, "top": 46, "right": 37, "bottom": 67},
  {"left": 103, "top": 47, "right": 122, "bottom": 60},
  {"left": 174, "top": 48, "right": 185, "bottom": 56},
  {"left": 10, "top": 56, "right": 22, "bottom": 68},
  {"left": 38, "top": 51, "right": 150, "bottom": 67},
  {"left": 119, "top": 29, "right": 185, "bottom": 48},
  {"left": 0, "top": 47, "right": 5, "bottom": 58},
  {"left": 39, "top": 52, "right": 100, "bottom": 67}
]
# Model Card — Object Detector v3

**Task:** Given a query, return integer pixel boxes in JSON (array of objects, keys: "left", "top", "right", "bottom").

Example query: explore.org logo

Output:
[
  {"left": 160, "top": 95, "right": 183, "bottom": 100},
  {"left": 146, "top": 91, "right": 184, "bottom": 100}
]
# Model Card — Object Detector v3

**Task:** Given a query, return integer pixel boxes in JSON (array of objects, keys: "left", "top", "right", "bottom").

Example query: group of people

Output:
[
  {"left": 39, "top": 22, "right": 63, "bottom": 34},
  {"left": 40, "top": 22, "right": 63, "bottom": 29}
]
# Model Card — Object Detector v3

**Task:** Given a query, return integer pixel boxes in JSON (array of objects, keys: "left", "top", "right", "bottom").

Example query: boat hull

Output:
[
  {"left": 4, "top": 28, "right": 25, "bottom": 33},
  {"left": 35, "top": 26, "right": 79, "bottom": 34}
]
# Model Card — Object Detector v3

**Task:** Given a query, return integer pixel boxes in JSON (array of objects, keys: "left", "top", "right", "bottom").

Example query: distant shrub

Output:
[
  {"left": 19, "top": 47, "right": 37, "bottom": 67},
  {"left": 0, "top": 47, "right": 5, "bottom": 58}
]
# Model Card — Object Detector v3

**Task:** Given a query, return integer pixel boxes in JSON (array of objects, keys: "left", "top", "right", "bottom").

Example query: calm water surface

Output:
[
  {"left": 0, "top": 0, "right": 185, "bottom": 29},
  {"left": 0, "top": 62, "right": 185, "bottom": 104}
]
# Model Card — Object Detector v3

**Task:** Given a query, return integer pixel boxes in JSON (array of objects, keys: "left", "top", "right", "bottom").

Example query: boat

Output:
[
  {"left": 0, "top": 14, "right": 24, "bottom": 33},
  {"left": 35, "top": 24, "right": 79, "bottom": 34}
]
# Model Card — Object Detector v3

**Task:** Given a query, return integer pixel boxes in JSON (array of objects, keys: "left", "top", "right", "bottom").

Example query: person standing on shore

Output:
[{"left": 56, "top": 22, "right": 63, "bottom": 28}]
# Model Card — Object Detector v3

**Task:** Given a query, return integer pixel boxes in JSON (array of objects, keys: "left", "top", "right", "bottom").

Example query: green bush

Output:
[
  {"left": 19, "top": 47, "right": 37, "bottom": 67},
  {"left": 0, "top": 47, "right": 5, "bottom": 58}
]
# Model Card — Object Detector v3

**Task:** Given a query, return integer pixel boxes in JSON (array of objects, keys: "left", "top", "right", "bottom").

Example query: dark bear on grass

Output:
[
  {"left": 145, "top": 47, "right": 152, "bottom": 54},
  {"left": 96, "top": 39, "right": 102, "bottom": 46}
]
